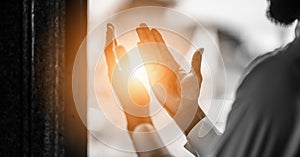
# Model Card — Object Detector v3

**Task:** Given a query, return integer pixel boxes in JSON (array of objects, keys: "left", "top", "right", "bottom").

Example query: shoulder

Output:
[
  {"left": 242, "top": 47, "right": 299, "bottom": 86},
  {"left": 234, "top": 48, "right": 299, "bottom": 108}
]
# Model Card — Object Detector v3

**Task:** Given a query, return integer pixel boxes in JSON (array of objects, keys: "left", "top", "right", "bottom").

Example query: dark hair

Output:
[{"left": 267, "top": 0, "right": 300, "bottom": 25}]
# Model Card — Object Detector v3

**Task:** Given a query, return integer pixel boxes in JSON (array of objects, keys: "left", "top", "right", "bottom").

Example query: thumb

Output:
[{"left": 191, "top": 48, "right": 204, "bottom": 87}]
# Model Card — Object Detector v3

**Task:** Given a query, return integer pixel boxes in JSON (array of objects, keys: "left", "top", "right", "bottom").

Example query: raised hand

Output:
[
  {"left": 104, "top": 23, "right": 153, "bottom": 132},
  {"left": 136, "top": 23, "right": 205, "bottom": 135}
]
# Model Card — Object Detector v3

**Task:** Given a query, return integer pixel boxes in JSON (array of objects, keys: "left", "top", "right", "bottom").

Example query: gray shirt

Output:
[{"left": 187, "top": 22, "right": 300, "bottom": 157}]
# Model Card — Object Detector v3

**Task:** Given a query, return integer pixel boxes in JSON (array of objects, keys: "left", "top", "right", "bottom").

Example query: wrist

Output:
[
  {"left": 184, "top": 106, "right": 205, "bottom": 135},
  {"left": 125, "top": 113, "right": 153, "bottom": 132}
]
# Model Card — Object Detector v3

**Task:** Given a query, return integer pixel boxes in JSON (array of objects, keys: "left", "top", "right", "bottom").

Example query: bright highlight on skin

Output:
[
  {"left": 132, "top": 66, "right": 151, "bottom": 91},
  {"left": 128, "top": 61, "right": 152, "bottom": 106},
  {"left": 129, "top": 66, "right": 151, "bottom": 106}
]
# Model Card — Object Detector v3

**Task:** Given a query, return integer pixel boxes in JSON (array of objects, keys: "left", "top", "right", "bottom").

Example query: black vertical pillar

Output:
[
  {"left": 0, "top": 0, "right": 87, "bottom": 156},
  {"left": 0, "top": 0, "right": 25, "bottom": 156}
]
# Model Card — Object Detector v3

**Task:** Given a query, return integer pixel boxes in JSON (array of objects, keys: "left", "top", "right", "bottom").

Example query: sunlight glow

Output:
[{"left": 132, "top": 66, "right": 151, "bottom": 91}]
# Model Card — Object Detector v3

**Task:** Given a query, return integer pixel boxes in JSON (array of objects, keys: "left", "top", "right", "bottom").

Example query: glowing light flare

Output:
[
  {"left": 128, "top": 66, "right": 151, "bottom": 106},
  {"left": 132, "top": 66, "right": 151, "bottom": 90}
]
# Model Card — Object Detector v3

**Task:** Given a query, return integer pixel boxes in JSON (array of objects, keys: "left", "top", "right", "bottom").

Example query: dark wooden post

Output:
[{"left": 0, "top": 0, "right": 87, "bottom": 156}]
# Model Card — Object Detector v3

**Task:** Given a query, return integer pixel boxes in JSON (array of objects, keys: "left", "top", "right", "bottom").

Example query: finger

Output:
[
  {"left": 116, "top": 45, "right": 126, "bottom": 59},
  {"left": 105, "top": 23, "right": 117, "bottom": 47},
  {"left": 191, "top": 48, "right": 204, "bottom": 85},
  {"left": 151, "top": 28, "right": 180, "bottom": 70},
  {"left": 104, "top": 44, "right": 116, "bottom": 80},
  {"left": 116, "top": 45, "right": 130, "bottom": 69},
  {"left": 151, "top": 29, "right": 165, "bottom": 44},
  {"left": 105, "top": 23, "right": 117, "bottom": 80},
  {"left": 136, "top": 23, "right": 156, "bottom": 43}
]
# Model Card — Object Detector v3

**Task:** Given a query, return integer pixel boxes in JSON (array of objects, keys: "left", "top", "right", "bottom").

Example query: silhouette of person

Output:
[{"left": 186, "top": 0, "right": 300, "bottom": 156}]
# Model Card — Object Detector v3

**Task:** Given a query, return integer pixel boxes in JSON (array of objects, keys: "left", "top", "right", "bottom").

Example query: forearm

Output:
[{"left": 130, "top": 123, "right": 173, "bottom": 157}]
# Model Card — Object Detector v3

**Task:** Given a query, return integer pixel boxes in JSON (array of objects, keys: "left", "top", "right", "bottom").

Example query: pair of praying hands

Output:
[{"left": 104, "top": 23, "right": 205, "bottom": 136}]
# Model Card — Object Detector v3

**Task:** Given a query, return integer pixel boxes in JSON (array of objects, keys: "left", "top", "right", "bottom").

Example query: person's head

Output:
[{"left": 267, "top": 0, "right": 300, "bottom": 25}]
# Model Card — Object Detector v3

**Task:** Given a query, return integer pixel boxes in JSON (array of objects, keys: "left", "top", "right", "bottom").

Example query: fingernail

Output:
[
  {"left": 107, "top": 23, "right": 114, "bottom": 29},
  {"left": 140, "top": 23, "right": 147, "bottom": 27},
  {"left": 198, "top": 48, "right": 204, "bottom": 55}
]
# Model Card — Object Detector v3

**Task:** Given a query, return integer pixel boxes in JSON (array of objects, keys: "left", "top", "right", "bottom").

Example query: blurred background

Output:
[{"left": 87, "top": 0, "right": 297, "bottom": 156}]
